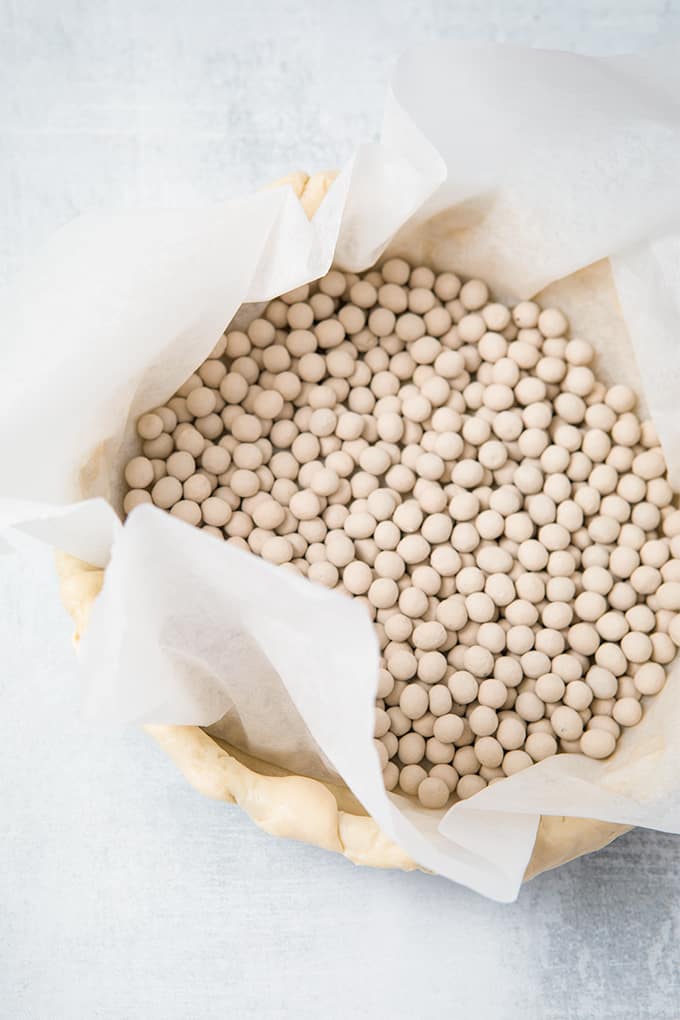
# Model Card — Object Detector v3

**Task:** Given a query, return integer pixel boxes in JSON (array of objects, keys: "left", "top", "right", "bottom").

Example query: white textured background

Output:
[{"left": 2, "top": 2, "right": 680, "bottom": 1018}]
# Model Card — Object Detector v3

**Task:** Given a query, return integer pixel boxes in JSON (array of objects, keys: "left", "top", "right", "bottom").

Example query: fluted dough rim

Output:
[{"left": 53, "top": 168, "right": 630, "bottom": 882}]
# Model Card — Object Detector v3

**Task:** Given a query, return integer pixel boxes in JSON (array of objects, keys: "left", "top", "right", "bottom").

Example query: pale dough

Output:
[{"left": 52, "top": 169, "right": 630, "bottom": 882}]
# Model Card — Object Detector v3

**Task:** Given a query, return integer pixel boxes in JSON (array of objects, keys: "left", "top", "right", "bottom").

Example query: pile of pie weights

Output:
[{"left": 123, "top": 258, "right": 680, "bottom": 811}]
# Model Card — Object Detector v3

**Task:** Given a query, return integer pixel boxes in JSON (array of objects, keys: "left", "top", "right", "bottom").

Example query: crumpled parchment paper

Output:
[{"left": 3, "top": 42, "right": 680, "bottom": 900}]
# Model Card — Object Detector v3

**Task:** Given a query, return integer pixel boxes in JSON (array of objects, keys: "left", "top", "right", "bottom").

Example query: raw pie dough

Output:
[{"left": 54, "top": 170, "right": 629, "bottom": 881}]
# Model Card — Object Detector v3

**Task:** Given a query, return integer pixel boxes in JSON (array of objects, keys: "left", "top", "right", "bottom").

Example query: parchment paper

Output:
[{"left": 3, "top": 42, "right": 680, "bottom": 900}]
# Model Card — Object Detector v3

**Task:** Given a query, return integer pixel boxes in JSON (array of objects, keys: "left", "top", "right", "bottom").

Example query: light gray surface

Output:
[{"left": 1, "top": 2, "right": 680, "bottom": 1018}]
